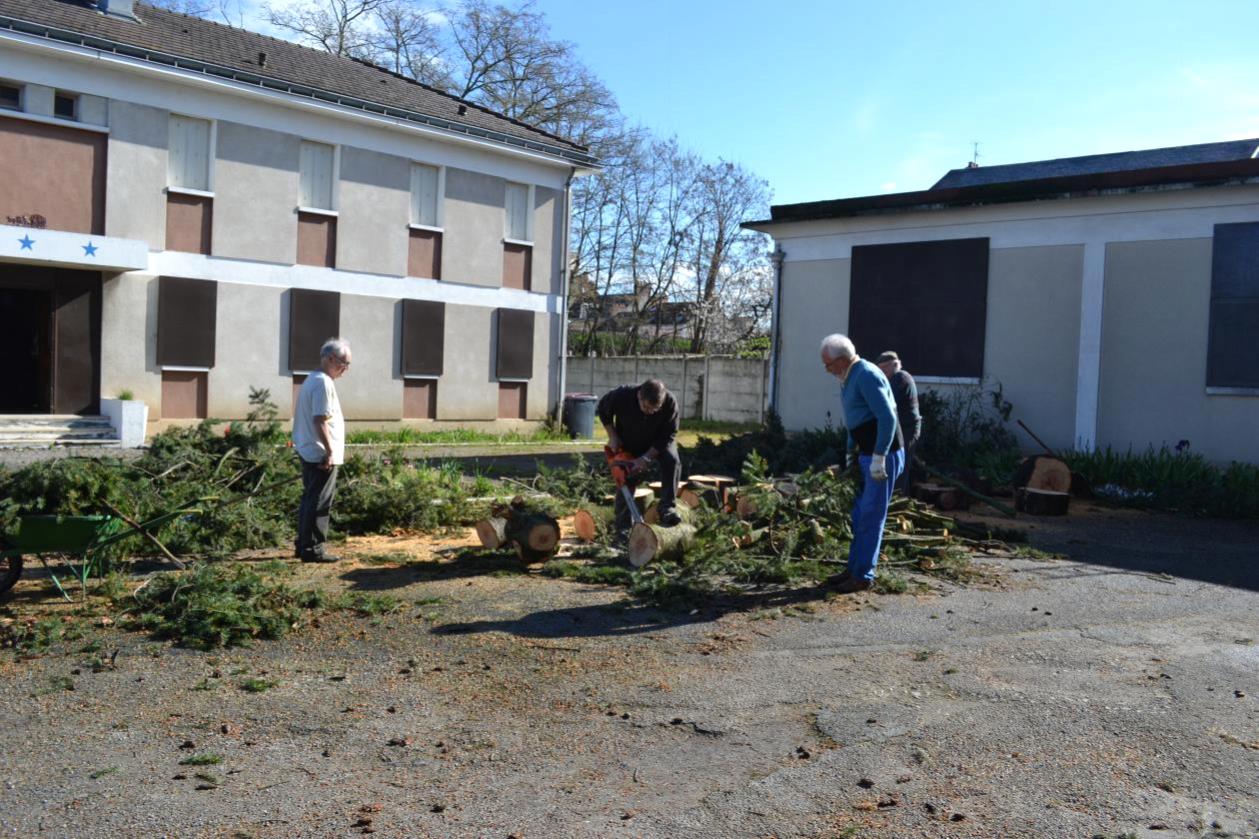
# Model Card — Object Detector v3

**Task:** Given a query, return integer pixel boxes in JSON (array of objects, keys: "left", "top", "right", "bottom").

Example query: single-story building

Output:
[
  {"left": 744, "top": 138, "right": 1259, "bottom": 463},
  {"left": 0, "top": 0, "right": 597, "bottom": 441}
]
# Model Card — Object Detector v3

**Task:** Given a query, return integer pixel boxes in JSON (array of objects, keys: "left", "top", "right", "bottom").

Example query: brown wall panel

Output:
[
  {"left": 162, "top": 370, "right": 208, "bottom": 419},
  {"left": 401, "top": 299, "right": 445, "bottom": 376},
  {"left": 165, "top": 194, "right": 212, "bottom": 254},
  {"left": 497, "top": 382, "right": 526, "bottom": 419},
  {"left": 0, "top": 118, "right": 105, "bottom": 235},
  {"left": 495, "top": 308, "right": 535, "bottom": 380},
  {"left": 403, "top": 379, "right": 437, "bottom": 419},
  {"left": 289, "top": 289, "right": 340, "bottom": 371},
  {"left": 157, "top": 276, "right": 217, "bottom": 367},
  {"left": 297, "top": 213, "right": 337, "bottom": 268},
  {"left": 408, "top": 229, "right": 442, "bottom": 279},
  {"left": 503, "top": 243, "right": 532, "bottom": 290}
]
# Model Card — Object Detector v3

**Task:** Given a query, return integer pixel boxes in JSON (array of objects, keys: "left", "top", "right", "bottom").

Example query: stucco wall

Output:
[
  {"left": 526, "top": 311, "right": 555, "bottom": 419},
  {"left": 531, "top": 186, "right": 562, "bottom": 295},
  {"left": 443, "top": 168, "right": 504, "bottom": 288},
  {"left": 105, "top": 101, "right": 168, "bottom": 247},
  {"left": 337, "top": 147, "right": 409, "bottom": 277},
  {"left": 982, "top": 245, "right": 1082, "bottom": 452},
  {"left": 1099, "top": 238, "right": 1259, "bottom": 463},
  {"left": 206, "top": 283, "right": 291, "bottom": 417},
  {"left": 438, "top": 303, "right": 496, "bottom": 419},
  {"left": 212, "top": 121, "right": 299, "bottom": 264},
  {"left": 775, "top": 257, "right": 851, "bottom": 430},
  {"left": 334, "top": 292, "right": 400, "bottom": 419},
  {"left": 100, "top": 272, "right": 160, "bottom": 408}
]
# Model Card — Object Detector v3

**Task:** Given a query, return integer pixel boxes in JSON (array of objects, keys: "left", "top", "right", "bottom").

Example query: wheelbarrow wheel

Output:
[{"left": 0, "top": 542, "right": 23, "bottom": 599}]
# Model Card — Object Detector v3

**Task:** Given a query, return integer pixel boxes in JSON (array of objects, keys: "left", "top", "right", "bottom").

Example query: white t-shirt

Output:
[{"left": 292, "top": 371, "right": 344, "bottom": 465}]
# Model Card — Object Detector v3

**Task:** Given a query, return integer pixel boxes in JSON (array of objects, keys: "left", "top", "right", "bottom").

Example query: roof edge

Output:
[
  {"left": 0, "top": 11, "right": 600, "bottom": 167},
  {"left": 748, "top": 158, "right": 1259, "bottom": 227}
]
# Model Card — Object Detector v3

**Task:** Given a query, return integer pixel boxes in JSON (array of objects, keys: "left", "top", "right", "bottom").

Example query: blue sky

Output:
[{"left": 244, "top": 0, "right": 1259, "bottom": 207}]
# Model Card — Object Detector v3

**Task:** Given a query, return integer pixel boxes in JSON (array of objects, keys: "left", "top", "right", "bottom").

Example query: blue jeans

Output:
[{"left": 848, "top": 449, "right": 905, "bottom": 581}]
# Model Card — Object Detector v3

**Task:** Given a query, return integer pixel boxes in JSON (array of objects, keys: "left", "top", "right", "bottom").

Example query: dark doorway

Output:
[{"left": 1, "top": 287, "right": 53, "bottom": 413}]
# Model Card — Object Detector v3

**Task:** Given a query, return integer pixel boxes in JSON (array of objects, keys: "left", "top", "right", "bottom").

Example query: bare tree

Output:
[
  {"left": 263, "top": 0, "right": 385, "bottom": 57},
  {"left": 370, "top": 0, "right": 447, "bottom": 80}
]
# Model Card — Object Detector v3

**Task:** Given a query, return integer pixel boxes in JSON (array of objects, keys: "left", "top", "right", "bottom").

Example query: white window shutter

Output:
[
  {"left": 169, "top": 115, "right": 209, "bottom": 191},
  {"left": 411, "top": 164, "right": 439, "bottom": 226},
  {"left": 300, "top": 142, "right": 334, "bottom": 209},
  {"left": 505, "top": 182, "right": 528, "bottom": 241}
]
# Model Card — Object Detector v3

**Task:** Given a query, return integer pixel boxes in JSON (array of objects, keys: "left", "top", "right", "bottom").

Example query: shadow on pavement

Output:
[{"left": 339, "top": 548, "right": 527, "bottom": 590}]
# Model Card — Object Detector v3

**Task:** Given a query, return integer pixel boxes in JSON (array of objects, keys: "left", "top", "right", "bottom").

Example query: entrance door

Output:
[{"left": 1, "top": 287, "right": 53, "bottom": 413}]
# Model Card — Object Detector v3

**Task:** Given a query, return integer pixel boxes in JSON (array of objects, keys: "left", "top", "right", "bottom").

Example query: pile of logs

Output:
[{"left": 474, "top": 497, "right": 561, "bottom": 562}]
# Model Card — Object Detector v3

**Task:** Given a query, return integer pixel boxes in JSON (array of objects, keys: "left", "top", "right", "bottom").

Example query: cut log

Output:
[
  {"left": 572, "top": 506, "right": 614, "bottom": 542},
  {"left": 475, "top": 517, "right": 508, "bottom": 549},
  {"left": 505, "top": 512, "right": 562, "bottom": 562},
  {"left": 646, "top": 481, "right": 663, "bottom": 494},
  {"left": 1015, "top": 487, "right": 1070, "bottom": 516},
  {"left": 687, "top": 474, "right": 736, "bottom": 490},
  {"left": 627, "top": 522, "right": 697, "bottom": 567},
  {"left": 644, "top": 503, "right": 696, "bottom": 526},
  {"left": 1014, "top": 456, "right": 1072, "bottom": 494},
  {"left": 914, "top": 483, "right": 966, "bottom": 512},
  {"left": 678, "top": 488, "right": 703, "bottom": 508},
  {"left": 684, "top": 482, "right": 724, "bottom": 508}
]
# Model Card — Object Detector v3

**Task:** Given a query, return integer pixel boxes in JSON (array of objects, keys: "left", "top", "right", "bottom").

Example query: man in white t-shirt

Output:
[{"left": 292, "top": 337, "right": 351, "bottom": 563}]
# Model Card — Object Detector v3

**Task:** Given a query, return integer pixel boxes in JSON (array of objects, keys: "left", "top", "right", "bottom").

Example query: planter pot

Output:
[{"left": 100, "top": 398, "right": 149, "bottom": 448}]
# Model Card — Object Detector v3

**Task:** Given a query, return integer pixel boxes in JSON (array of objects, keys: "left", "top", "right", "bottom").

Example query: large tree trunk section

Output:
[
  {"left": 505, "top": 513, "right": 562, "bottom": 562},
  {"left": 1015, "top": 488, "right": 1070, "bottom": 516},
  {"left": 572, "top": 506, "right": 614, "bottom": 542},
  {"left": 913, "top": 483, "right": 967, "bottom": 512},
  {"left": 475, "top": 517, "right": 508, "bottom": 549},
  {"left": 1014, "top": 456, "right": 1073, "bottom": 494},
  {"left": 627, "top": 522, "right": 698, "bottom": 568},
  {"left": 643, "top": 502, "right": 697, "bottom": 526}
]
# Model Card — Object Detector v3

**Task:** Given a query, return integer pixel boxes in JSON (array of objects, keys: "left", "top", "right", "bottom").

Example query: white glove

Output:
[{"left": 869, "top": 453, "right": 888, "bottom": 482}]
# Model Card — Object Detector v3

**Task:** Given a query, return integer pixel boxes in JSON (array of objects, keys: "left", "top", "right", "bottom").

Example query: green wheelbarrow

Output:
[{"left": 0, "top": 474, "right": 301, "bottom": 601}]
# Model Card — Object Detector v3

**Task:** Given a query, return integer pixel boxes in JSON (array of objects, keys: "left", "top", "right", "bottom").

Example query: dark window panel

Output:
[
  {"left": 0, "top": 83, "right": 19, "bottom": 110},
  {"left": 401, "top": 299, "right": 445, "bottom": 377},
  {"left": 1206, "top": 298, "right": 1259, "bottom": 388},
  {"left": 1209, "top": 222, "right": 1259, "bottom": 300},
  {"left": 54, "top": 93, "right": 77, "bottom": 120},
  {"left": 496, "top": 308, "right": 534, "bottom": 380},
  {"left": 289, "top": 289, "right": 340, "bottom": 372},
  {"left": 156, "top": 276, "right": 217, "bottom": 368}
]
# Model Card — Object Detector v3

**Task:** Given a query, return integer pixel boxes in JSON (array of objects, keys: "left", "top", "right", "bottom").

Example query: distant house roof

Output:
[
  {"left": 933, "top": 138, "right": 1259, "bottom": 189},
  {"left": 747, "top": 138, "right": 1259, "bottom": 227},
  {"left": 0, "top": 0, "right": 597, "bottom": 166}
]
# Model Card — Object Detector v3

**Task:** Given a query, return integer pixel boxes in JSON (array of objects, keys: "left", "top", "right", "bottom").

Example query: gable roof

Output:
[
  {"left": 748, "top": 138, "right": 1259, "bottom": 227},
  {"left": 934, "top": 138, "right": 1259, "bottom": 189},
  {"left": 0, "top": 0, "right": 596, "bottom": 166}
]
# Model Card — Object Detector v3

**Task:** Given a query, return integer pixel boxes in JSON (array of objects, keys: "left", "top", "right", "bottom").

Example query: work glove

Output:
[
  {"left": 630, "top": 455, "right": 653, "bottom": 475},
  {"left": 869, "top": 453, "right": 888, "bottom": 482}
]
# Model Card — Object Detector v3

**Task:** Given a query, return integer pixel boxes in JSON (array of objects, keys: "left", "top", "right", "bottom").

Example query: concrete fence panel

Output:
[{"left": 566, "top": 355, "right": 767, "bottom": 423}]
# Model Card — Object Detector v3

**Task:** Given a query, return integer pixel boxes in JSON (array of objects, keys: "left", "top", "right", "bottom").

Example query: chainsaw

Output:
[{"left": 604, "top": 445, "right": 644, "bottom": 526}]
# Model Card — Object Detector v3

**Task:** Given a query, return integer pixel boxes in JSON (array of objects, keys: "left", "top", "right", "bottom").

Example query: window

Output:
[
  {"left": 0, "top": 82, "right": 20, "bottom": 111},
  {"left": 495, "top": 308, "right": 534, "bottom": 380},
  {"left": 168, "top": 115, "right": 211, "bottom": 191},
  {"left": 849, "top": 238, "right": 989, "bottom": 378},
  {"left": 410, "top": 164, "right": 441, "bottom": 227},
  {"left": 157, "top": 277, "right": 217, "bottom": 367},
  {"left": 300, "top": 141, "right": 336, "bottom": 210},
  {"left": 54, "top": 92, "right": 78, "bottom": 121},
  {"left": 505, "top": 182, "right": 531, "bottom": 242},
  {"left": 288, "top": 289, "right": 340, "bottom": 372},
  {"left": 1207, "top": 222, "right": 1259, "bottom": 389},
  {"left": 401, "top": 300, "right": 445, "bottom": 376}
]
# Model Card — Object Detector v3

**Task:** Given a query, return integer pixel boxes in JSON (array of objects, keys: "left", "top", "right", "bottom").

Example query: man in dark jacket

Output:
[
  {"left": 597, "top": 378, "right": 682, "bottom": 533},
  {"left": 876, "top": 351, "right": 921, "bottom": 493}
]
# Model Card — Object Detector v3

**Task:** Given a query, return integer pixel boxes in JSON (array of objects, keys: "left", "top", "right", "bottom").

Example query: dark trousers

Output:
[
  {"left": 297, "top": 459, "right": 338, "bottom": 558},
  {"left": 614, "top": 442, "right": 681, "bottom": 532},
  {"left": 896, "top": 440, "right": 918, "bottom": 495}
]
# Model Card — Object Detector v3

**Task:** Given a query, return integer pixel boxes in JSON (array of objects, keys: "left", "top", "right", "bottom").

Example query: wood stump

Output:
[
  {"left": 627, "top": 522, "right": 697, "bottom": 568},
  {"left": 1015, "top": 487, "right": 1070, "bottom": 516},
  {"left": 473, "top": 497, "right": 561, "bottom": 562},
  {"left": 1014, "top": 456, "right": 1072, "bottom": 494},
  {"left": 914, "top": 483, "right": 968, "bottom": 512},
  {"left": 475, "top": 517, "right": 508, "bottom": 549}
]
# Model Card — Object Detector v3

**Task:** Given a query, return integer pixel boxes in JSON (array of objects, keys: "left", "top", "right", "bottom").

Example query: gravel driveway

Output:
[{"left": 2, "top": 507, "right": 1257, "bottom": 838}]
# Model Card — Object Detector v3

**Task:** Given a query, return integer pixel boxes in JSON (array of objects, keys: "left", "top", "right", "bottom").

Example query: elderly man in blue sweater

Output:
[{"left": 820, "top": 333, "right": 905, "bottom": 593}]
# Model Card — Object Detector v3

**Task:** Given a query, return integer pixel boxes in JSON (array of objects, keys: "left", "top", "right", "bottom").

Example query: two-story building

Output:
[{"left": 0, "top": 0, "right": 597, "bottom": 436}]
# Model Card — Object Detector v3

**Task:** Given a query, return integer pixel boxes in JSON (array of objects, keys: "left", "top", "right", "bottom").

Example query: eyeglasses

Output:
[{"left": 336, "top": 357, "right": 351, "bottom": 368}]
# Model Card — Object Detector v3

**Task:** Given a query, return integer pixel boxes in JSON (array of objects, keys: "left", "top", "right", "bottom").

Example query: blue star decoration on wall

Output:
[
  {"left": 18, "top": 235, "right": 34, "bottom": 250},
  {"left": 82, "top": 241, "right": 98, "bottom": 257}
]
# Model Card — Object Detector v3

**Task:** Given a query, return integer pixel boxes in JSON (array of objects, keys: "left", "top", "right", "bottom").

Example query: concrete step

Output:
[{"left": 0, "top": 415, "right": 121, "bottom": 447}]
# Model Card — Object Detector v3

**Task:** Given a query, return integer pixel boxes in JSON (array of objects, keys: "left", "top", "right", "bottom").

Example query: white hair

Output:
[
  {"left": 819, "top": 333, "right": 856, "bottom": 361},
  {"left": 320, "top": 337, "right": 350, "bottom": 361}
]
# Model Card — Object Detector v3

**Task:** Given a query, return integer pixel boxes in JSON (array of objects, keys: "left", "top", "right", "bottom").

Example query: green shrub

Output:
[
  {"left": 916, "top": 382, "right": 1020, "bottom": 484},
  {"left": 1065, "top": 445, "right": 1259, "bottom": 518}
]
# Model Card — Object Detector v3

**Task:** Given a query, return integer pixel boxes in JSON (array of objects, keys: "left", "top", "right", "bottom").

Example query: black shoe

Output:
[
  {"left": 301, "top": 552, "right": 341, "bottom": 564},
  {"left": 660, "top": 509, "right": 683, "bottom": 527},
  {"left": 829, "top": 574, "right": 872, "bottom": 594}
]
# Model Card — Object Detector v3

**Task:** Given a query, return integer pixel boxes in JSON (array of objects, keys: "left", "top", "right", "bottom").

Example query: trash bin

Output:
[{"left": 562, "top": 393, "right": 598, "bottom": 439}]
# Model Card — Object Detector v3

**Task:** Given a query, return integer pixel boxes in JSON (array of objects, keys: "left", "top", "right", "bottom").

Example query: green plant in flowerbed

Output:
[
  {"left": 916, "top": 382, "right": 1021, "bottom": 485},
  {"left": 1064, "top": 444, "right": 1259, "bottom": 518}
]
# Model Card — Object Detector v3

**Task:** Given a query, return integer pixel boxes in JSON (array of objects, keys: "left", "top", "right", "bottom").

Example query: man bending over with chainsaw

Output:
[{"left": 597, "top": 379, "right": 683, "bottom": 536}]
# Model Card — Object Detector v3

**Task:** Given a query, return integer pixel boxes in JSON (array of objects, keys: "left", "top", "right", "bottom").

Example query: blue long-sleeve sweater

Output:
[{"left": 840, "top": 358, "right": 899, "bottom": 455}]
